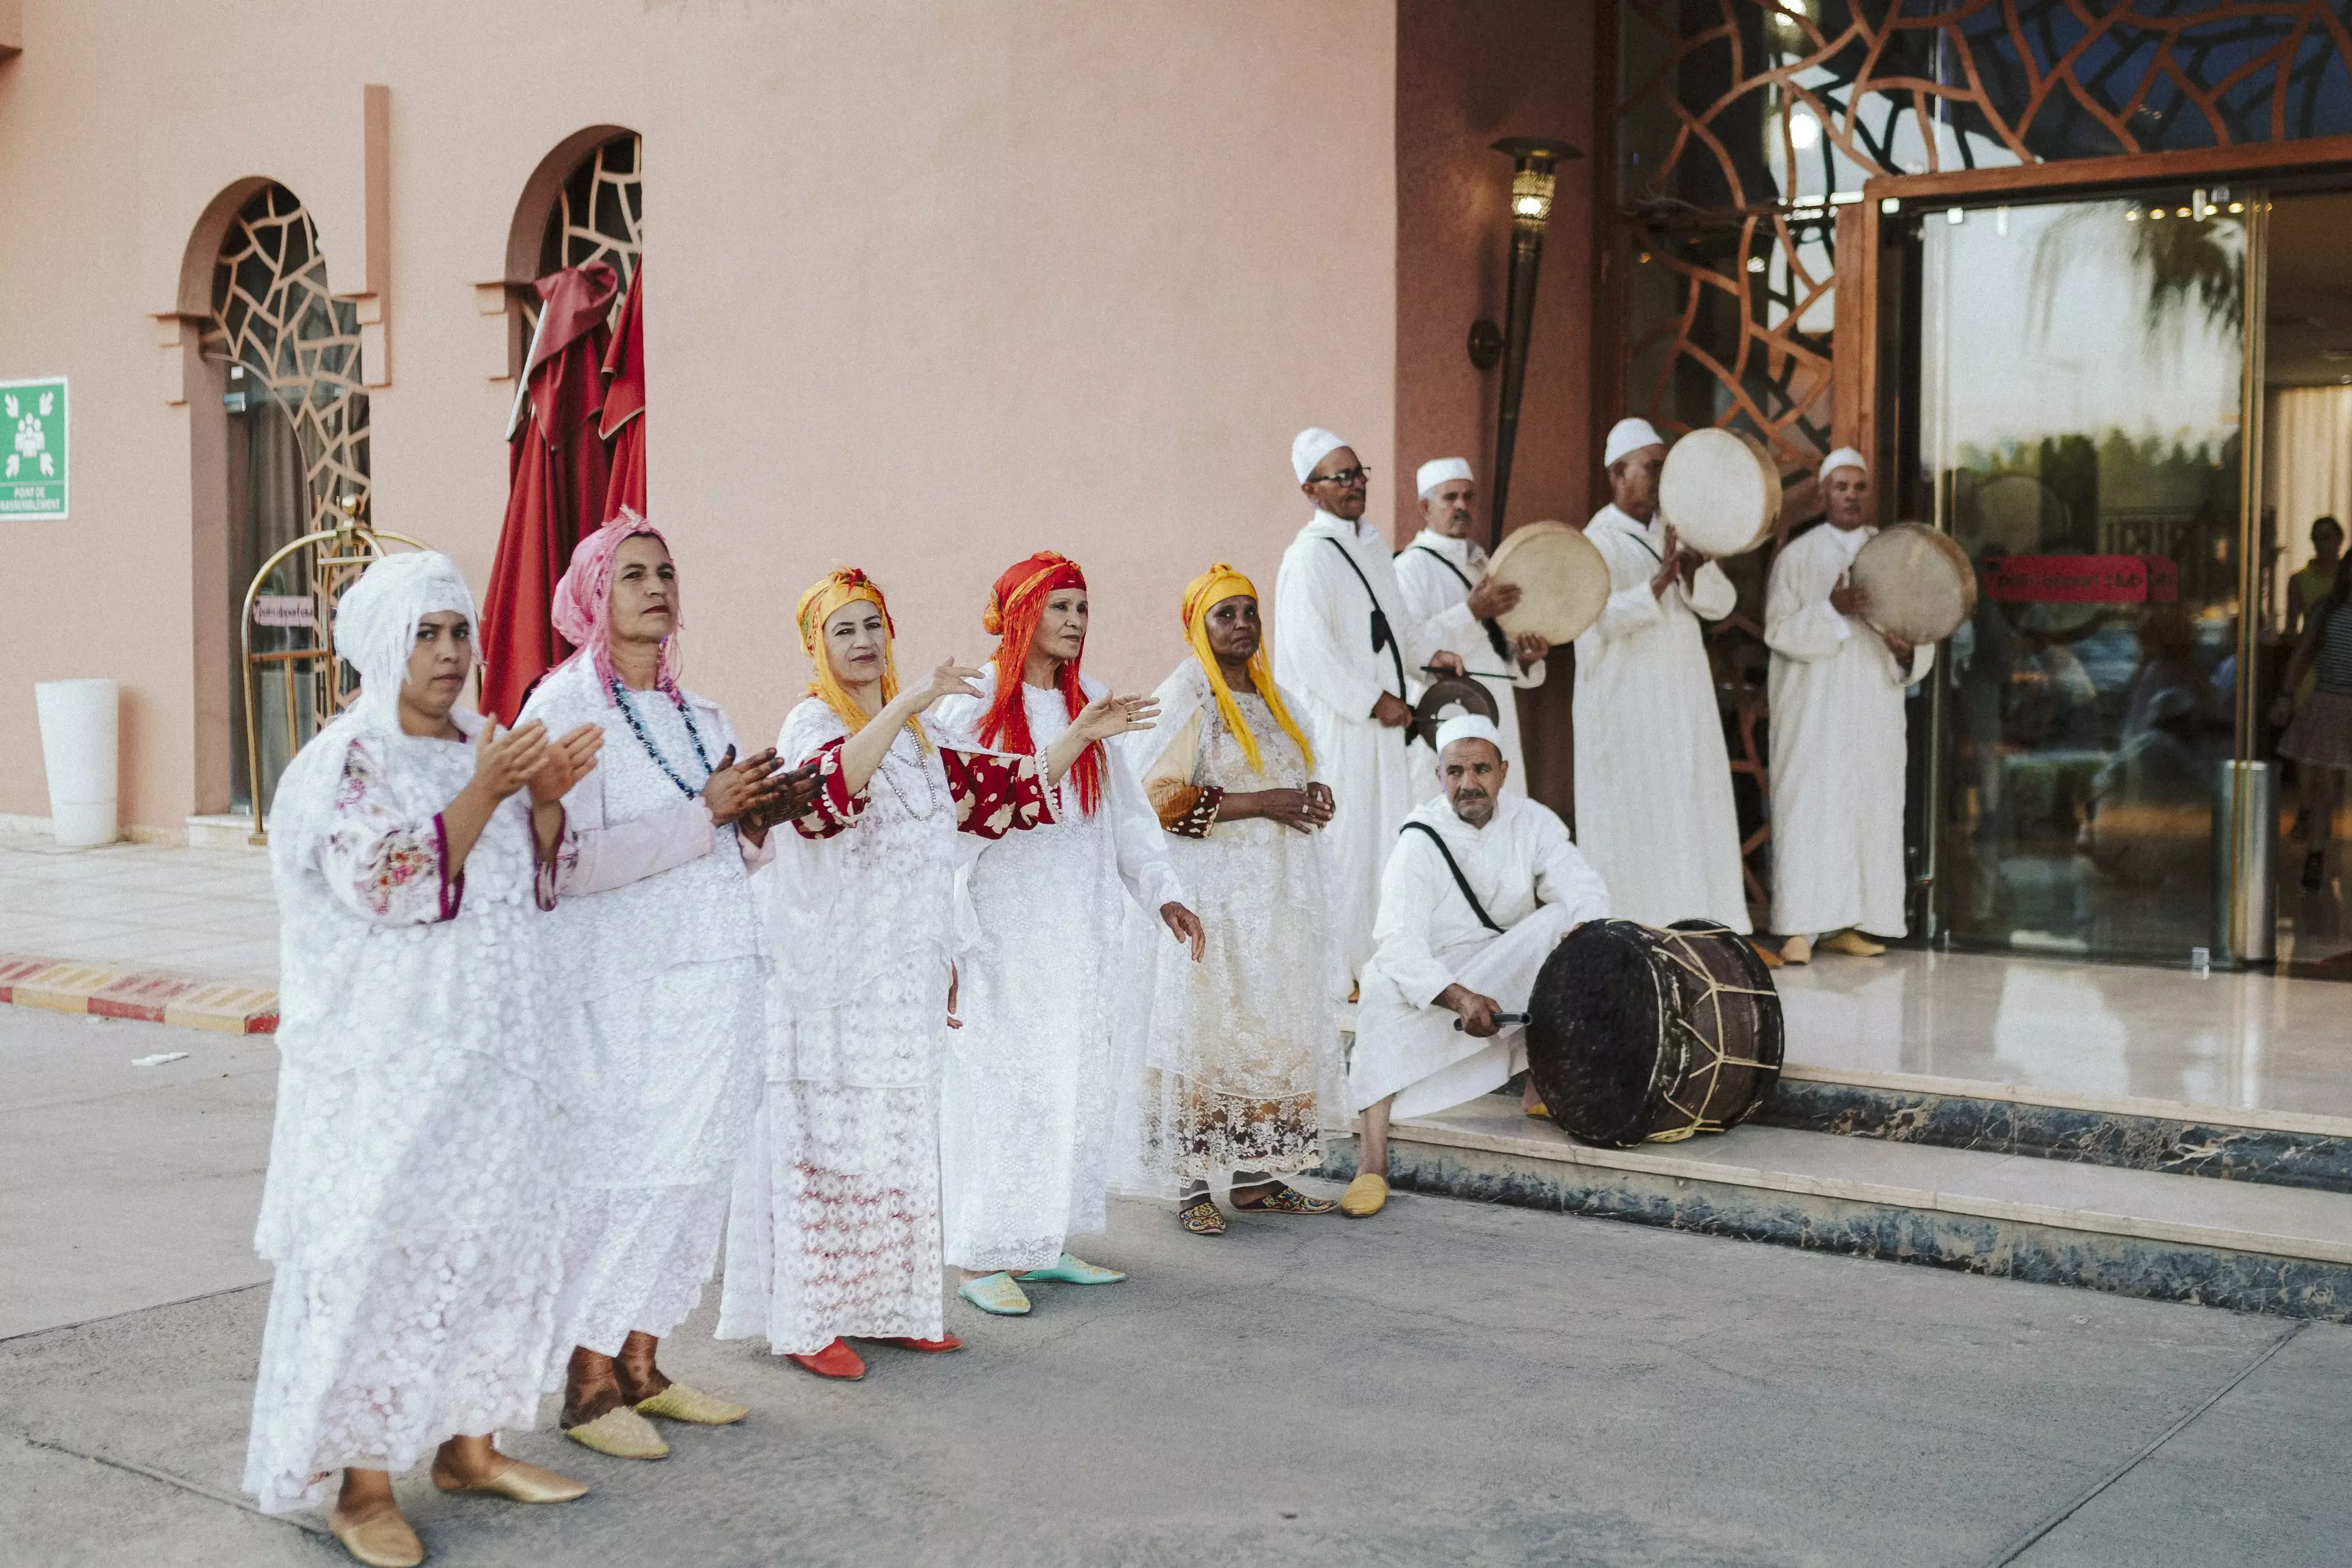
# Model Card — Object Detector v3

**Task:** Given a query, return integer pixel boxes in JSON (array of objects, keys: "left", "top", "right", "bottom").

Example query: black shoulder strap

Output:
[
  {"left": 1400, "top": 820, "right": 1504, "bottom": 933},
  {"left": 1408, "top": 545, "right": 1515, "bottom": 666},
  {"left": 1322, "top": 535, "right": 1411, "bottom": 725}
]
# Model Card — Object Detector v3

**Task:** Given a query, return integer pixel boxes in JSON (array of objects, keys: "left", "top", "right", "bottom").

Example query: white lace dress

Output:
[
  {"left": 1120, "top": 661, "right": 1345, "bottom": 1196},
  {"left": 244, "top": 712, "right": 566, "bottom": 1515},
  {"left": 932, "top": 671, "right": 1185, "bottom": 1272},
  {"left": 717, "top": 701, "right": 1053, "bottom": 1353},
  {"left": 521, "top": 660, "right": 769, "bottom": 1360}
]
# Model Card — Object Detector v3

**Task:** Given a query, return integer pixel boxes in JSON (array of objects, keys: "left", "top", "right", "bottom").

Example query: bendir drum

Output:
[
  {"left": 1657, "top": 428, "right": 1782, "bottom": 558},
  {"left": 1483, "top": 519, "right": 1610, "bottom": 646},
  {"left": 1847, "top": 522, "right": 1978, "bottom": 646},
  {"left": 1524, "top": 919, "right": 1784, "bottom": 1148}
]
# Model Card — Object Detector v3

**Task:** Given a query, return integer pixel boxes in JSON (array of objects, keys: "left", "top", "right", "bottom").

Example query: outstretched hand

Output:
[
  {"left": 528, "top": 722, "right": 604, "bottom": 806},
  {"left": 1072, "top": 692, "right": 1159, "bottom": 744},
  {"left": 921, "top": 657, "right": 987, "bottom": 710}
]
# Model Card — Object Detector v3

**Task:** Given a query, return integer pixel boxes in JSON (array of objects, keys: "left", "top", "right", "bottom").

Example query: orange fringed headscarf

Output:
[
  {"left": 795, "top": 567, "right": 925, "bottom": 748},
  {"left": 1182, "top": 564, "right": 1313, "bottom": 777},
  {"left": 979, "top": 551, "right": 1100, "bottom": 813}
]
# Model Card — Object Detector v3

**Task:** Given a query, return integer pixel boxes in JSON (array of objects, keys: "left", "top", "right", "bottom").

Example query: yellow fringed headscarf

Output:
[
  {"left": 1182, "top": 564, "right": 1313, "bottom": 776},
  {"left": 795, "top": 567, "right": 926, "bottom": 748}
]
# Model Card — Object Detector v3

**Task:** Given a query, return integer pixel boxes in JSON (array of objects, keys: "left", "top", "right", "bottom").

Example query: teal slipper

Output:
[
  {"left": 1016, "top": 1253, "right": 1127, "bottom": 1286},
  {"left": 957, "top": 1273, "right": 1032, "bottom": 1316}
]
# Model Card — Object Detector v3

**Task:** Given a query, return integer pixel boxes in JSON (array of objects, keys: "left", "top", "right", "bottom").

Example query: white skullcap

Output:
[
  {"left": 1292, "top": 427, "right": 1351, "bottom": 485},
  {"left": 1434, "top": 713, "right": 1504, "bottom": 755},
  {"left": 334, "top": 550, "right": 478, "bottom": 733},
  {"left": 1415, "top": 457, "right": 1474, "bottom": 499},
  {"left": 1820, "top": 446, "right": 1868, "bottom": 480},
  {"left": 1604, "top": 417, "right": 1666, "bottom": 468}
]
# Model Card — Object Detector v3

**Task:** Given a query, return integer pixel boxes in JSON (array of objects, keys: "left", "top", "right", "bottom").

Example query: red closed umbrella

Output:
[
  {"left": 600, "top": 262, "right": 646, "bottom": 522},
  {"left": 481, "top": 263, "right": 619, "bottom": 723}
]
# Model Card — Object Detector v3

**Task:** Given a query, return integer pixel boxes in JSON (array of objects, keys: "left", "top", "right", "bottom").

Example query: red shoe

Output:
[
  {"left": 786, "top": 1339, "right": 867, "bottom": 1380},
  {"left": 876, "top": 1334, "right": 963, "bottom": 1353}
]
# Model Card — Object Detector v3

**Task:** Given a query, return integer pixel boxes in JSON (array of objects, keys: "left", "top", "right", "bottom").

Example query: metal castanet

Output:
[{"left": 1524, "top": 918, "right": 1784, "bottom": 1148}]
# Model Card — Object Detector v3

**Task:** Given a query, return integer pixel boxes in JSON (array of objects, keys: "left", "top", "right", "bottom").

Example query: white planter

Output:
[{"left": 34, "top": 678, "right": 119, "bottom": 848}]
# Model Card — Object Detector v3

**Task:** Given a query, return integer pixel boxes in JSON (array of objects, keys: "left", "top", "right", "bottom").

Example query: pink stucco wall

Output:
[{"left": 0, "top": 1, "right": 1397, "bottom": 832}]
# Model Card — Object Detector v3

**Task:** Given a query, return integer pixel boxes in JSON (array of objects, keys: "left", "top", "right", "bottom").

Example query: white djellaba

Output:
[
  {"left": 519, "top": 654, "right": 768, "bottom": 1366},
  {"left": 244, "top": 552, "right": 568, "bottom": 1515},
  {"left": 1572, "top": 494, "right": 1751, "bottom": 933},
  {"left": 1115, "top": 658, "right": 1346, "bottom": 1199},
  {"left": 718, "top": 693, "right": 1054, "bottom": 1354},
  {"left": 933, "top": 668, "right": 1185, "bottom": 1272},
  {"left": 1764, "top": 516, "right": 1934, "bottom": 941}
]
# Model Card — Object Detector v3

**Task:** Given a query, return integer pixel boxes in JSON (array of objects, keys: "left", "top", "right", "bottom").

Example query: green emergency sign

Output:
[{"left": 1, "top": 376, "right": 67, "bottom": 520}]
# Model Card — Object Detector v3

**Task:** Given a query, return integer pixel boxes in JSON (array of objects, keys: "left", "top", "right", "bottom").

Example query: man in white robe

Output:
[
  {"left": 1338, "top": 715, "right": 1610, "bottom": 1218},
  {"left": 1393, "top": 456, "right": 1550, "bottom": 795},
  {"left": 1572, "top": 417, "right": 1751, "bottom": 934},
  {"left": 1765, "top": 448, "right": 1934, "bottom": 963},
  {"left": 1274, "top": 428, "right": 1462, "bottom": 981}
]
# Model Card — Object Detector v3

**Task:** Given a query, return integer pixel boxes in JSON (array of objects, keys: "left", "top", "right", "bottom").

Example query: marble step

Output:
[
  {"left": 1321, "top": 1098, "right": 2352, "bottom": 1322},
  {"left": 1754, "top": 1065, "right": 2352, "bottom": 1196}
]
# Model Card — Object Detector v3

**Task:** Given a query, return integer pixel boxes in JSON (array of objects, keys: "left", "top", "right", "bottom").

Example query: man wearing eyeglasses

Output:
[{"left": 1273, "top": 428, "right": 1463, "bottom": 985}]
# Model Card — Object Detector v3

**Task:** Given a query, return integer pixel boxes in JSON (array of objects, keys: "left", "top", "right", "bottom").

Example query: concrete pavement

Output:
[{"left": 6, "top": 1006, "right": 2350, "bottom": 1566}]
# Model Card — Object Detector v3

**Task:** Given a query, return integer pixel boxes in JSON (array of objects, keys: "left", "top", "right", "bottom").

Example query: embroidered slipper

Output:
[
  {"left": 957, "top": 1273, "right": 1033, "bottom": 1315},
  {"left": 560, "top": 1405, "right": 669, "bottom": 1460},
  {"left": 1016, "top": 1253, "right": 1127, "bottom": 1285},
  {"left": 1177, "top": 1198, "right": 1227, "bottom": 1235},
  {"left": 636, "top": 1383, "right": 749, "bottom": 1424},
  {"left": 1229, "top": 1183, "right": 1337, "bottom": 1215}
]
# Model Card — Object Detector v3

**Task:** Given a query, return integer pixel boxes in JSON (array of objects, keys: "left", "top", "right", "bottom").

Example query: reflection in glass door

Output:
[{"left": 1919, "top": 190, "right": 2247, "bottom": 962}]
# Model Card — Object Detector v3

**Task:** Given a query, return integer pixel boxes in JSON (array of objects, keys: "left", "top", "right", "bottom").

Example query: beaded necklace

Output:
[
  {"left": 873, "top": 727, "right": 943, "bottom": 821},
  {"left": 609, "top": 676, "right": 714, "bottom": 798}
]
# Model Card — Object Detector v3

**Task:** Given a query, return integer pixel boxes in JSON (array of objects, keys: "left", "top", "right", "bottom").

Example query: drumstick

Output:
[{"left": 1451, "top": 1012, "right": 1531, "bottom": 1031}]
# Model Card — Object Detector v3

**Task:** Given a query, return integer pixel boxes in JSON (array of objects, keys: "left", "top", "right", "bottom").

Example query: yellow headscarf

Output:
[
  {"left": 1182, "top": 564, "right": 1313, "bottom": 775},
  {"left": 794, "top": 567, "right": 925, "bottom": 747}
]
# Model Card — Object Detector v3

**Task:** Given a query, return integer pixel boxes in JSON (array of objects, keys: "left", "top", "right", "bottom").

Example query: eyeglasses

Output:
[{"left": 1312, "top": 466, "right": 1372, "bottom": 488}]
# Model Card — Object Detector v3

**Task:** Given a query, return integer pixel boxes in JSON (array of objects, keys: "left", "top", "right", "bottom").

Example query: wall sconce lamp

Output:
[{"left": 1486, "top": 135, "right": 1581, "bottom": 549}]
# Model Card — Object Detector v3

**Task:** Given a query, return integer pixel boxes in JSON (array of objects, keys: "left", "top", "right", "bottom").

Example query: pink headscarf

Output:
[{"left": 551, "top": 507, "right": 680, "bottom": 700}]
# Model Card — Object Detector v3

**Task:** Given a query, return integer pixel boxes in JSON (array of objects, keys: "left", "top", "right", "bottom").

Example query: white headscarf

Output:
[
  {"left": 1819, "top": 447, "right": 1868, "bottom": 480},
  {"left": 1434, "top": 712, "right": 1504, "bottom": 754},
  {"left": 1604, "top": 417, "right": 1666, "bottom": 468},
  {"left": 1415, "top": 457, "right": 1473, "bottom": 499},
  {"left": 333, "top": 550, "right": 479, "bottom": 734},
  {"left": 1292, "top": 428, "right": 1351, "bottom": 486}
]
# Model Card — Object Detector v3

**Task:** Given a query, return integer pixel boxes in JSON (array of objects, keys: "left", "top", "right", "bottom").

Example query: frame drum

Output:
[
  {"left": 1657, "top": 428, "right": 1782, "bottom": 557},
  {"left": 1525, "top": 919, "right": 1784, "bottom": 1148},
  {"left": 1409, "top": 674, "right": 1499, "bottom": 750},
  {"left": 1849, "top": 524, "right": 1978, "bottom": 644},
  {"left": 1485, "top": 520, "right": 1610, "bottom": 646}
]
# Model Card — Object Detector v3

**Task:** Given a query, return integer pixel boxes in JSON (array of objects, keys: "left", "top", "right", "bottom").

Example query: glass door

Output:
[{"left": 1917, "top": 188, "right": 2249, "bottom": 963}]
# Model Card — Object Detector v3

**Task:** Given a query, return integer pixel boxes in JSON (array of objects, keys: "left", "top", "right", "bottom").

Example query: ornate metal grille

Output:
[
  {"left": 203, "top": 183, "right": 370, "bottom": 534},
  {"left": 540, "top": 133, "right": 643, "bottom": 284}
]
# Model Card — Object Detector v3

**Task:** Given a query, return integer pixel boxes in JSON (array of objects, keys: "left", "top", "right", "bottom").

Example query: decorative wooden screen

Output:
[
  {"left": 541, "top": 133, "right": 643, "bottom": 285},
  {"left": 203, "top": 183, "right": 370, "bottom": 534}
]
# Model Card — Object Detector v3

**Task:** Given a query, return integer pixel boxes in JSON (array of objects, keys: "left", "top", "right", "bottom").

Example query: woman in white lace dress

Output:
[
  {"left": 245, "top": 551, "right": 603, "bottom": 1567},
  {"left": 719, "top": 568, "right": 1136, "bottom": 1378},
  {"left": 521, "top": 513, "right": 812, "bottom": 1461},
  {"left": 1123, "top": 565, "right": 1346, "bottom": 1234},
  {"left": 932, "top": 552, "right": 1205, "bottom": 1317}
]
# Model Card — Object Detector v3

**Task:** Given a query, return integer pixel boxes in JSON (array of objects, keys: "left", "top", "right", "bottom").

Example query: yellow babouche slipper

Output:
[
  {"left": 1822, "top": 929, "right": 1887, "bottom": 957},
  {"left": 434, "top": 1455, "right": 590, "bottom": 1502},
  {"left": 329, "top": 1510, "right": 424, "bottom": 1568},
  {"left": 1779, "top": 934, "right": 1812, "bottom": 965},
  {"left": 1338, "top": 1172, "right": 1389, "bottom": 1218},
  {"left": 562, "top": 1404, "right": 670, "bottom": 1460},
  {"left": 636, "top": 1383, "right": 749, "bottom": 1425}
]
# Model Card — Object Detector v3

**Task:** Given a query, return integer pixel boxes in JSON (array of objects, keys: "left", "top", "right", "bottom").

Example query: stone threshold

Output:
[
  {"left": 1776, "top": 1061, "right": 2352, "bottom": 1142},
  {"left": 1327, "top": 1102, "right": 2352, "bottom": 1322},
  {"left": 0, "top": 953, "right": 277, "bottom": 1033},
  {"left": 1758, "top": 1071, "right": 2352, "bottom": 1196}
]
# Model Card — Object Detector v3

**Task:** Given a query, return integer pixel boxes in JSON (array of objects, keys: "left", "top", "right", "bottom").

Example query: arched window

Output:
[
  {"left": 542, "top": 132, "right": 642, "bottom": 284},
  {"left": 200, "top": 183, "right": 371, "bottom": 815}
]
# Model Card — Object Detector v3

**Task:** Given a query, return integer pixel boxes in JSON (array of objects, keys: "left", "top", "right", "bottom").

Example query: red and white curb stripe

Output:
[{"left": 0, "top": 954, "right": 277, "bottom": 1034}]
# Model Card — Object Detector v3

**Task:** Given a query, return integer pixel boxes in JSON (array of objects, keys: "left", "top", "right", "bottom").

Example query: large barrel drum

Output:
[{"left": 1525, "top": 919, "right": 1784, "bottom": 1148}]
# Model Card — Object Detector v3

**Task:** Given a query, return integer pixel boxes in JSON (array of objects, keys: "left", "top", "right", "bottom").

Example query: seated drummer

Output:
[{"left": 1338, "top": 715, "right": 1611, "bottom": 1218}]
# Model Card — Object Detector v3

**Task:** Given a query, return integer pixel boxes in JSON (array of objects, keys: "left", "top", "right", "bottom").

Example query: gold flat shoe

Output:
[
  {"left": 561, "top": 1403, "right": 669, "bottom": 1460},
  {"left": 1822, "top": 929, "right": 1887, "bottom": 957},
  {"left": 434, "top": 1455, "right": 590, "bottom": 1502},
  {"left": 636, "top": 1383, "right": 748, "bottom": 1425},
  {"left": 1337, "top": 1172, "right": 1389, "bottom": 1218},
  {"left": 329, "top": 1510, "right": 424, "bottom": 1567}
]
